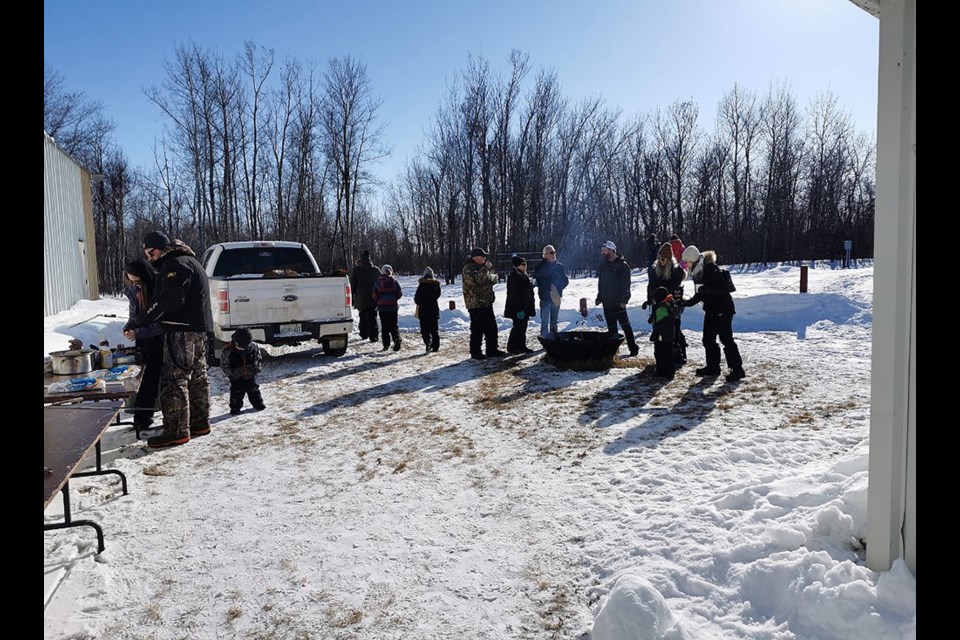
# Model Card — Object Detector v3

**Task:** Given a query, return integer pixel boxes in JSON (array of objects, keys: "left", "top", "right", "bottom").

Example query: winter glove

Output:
[
  {"left": 641, "top": 300, "right": 649, "bottom": 310},
  {"left": 595, "top": 297, "right": 601, "bottom": 306},
  {"left": 517, "top": 311, "right": 526, "bottom": 320}
]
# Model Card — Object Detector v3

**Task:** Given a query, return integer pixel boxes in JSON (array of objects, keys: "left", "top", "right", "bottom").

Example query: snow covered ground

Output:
[{"left": 43, "top": 260, "right": 916, "bottom": 640}]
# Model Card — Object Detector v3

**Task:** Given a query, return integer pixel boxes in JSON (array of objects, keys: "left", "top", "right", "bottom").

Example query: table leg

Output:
[{"left": 44, "top": 480, "right": 106, "bottom": 554}]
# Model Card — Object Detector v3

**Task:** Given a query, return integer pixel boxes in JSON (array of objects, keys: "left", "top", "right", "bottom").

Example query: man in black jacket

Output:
[
  {"left": 595, "top": 241, "right": 640, "bottom": 357},
  {"left": 350, "top": 250, "right": 381, "bottom": 342},
  {"left": 136, "top": 231, "right": 214, "bottom": 447}
]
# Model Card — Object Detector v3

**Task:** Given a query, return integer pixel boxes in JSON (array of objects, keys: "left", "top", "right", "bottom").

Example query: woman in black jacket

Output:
[
  {"left": 504, "top": 257, "right": 536, "bottom": 354},
  {"left": 682, "top": 250, "right": 745, "bottom": 382},
  {"left": 647, "top": 242, "right": 688, "bottom": 365}
]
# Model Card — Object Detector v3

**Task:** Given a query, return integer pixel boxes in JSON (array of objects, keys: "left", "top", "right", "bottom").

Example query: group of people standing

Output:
[
  {"left": 643, "top": 234, "right": 746, "bottom": 382},
  {"left": 350, "top": 238, "right": 745, "bottom": 382},
  {"left": 351, "top": 251, "right": 442, "bottom": 354}
]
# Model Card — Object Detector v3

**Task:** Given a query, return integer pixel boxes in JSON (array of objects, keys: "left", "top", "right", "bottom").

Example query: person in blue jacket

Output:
[{"left": 532, "top": 244, "right": 569, "bottom": 339}]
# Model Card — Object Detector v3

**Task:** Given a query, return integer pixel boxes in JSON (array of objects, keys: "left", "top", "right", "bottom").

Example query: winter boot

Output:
[
  {"left": 147, "top": 431, "right": 190, "bottom": 448},
  {"left": 189, "top": 419, "right": 212, "bottom": 437},
  {"left": 725, "top": 368, "right": 746, "bottom": 382},
  {"left": 695, "top": 366, "right": 721, "bottom": 376}
]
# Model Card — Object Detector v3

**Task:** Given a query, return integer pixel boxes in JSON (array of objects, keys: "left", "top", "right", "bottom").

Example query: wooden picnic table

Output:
[{"left": 44, "top": 401, "right": 129, "bottom": 554}]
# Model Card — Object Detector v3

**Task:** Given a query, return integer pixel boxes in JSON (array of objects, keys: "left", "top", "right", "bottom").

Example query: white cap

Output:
[
  {"left": 682, "top": 245, "right": 701, "bottom": 263},
  {"left": 602, "top": 240, "right": 617, "bottom": 251}
]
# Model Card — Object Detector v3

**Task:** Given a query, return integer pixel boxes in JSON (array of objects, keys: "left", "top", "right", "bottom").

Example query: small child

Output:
[
  {"left": 649, "top": 286, "right": 678, "bottom": 379},
  {"left": 414, "top": 267, "right": 442, "bottom": 352},
  {"left": 220, "top": 328, "right": 266, "bottom": 415}
]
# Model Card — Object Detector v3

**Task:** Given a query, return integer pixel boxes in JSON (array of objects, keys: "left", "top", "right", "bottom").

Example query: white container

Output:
[{"left": 100, "top": 345, "right": 114, "bottom": 369}]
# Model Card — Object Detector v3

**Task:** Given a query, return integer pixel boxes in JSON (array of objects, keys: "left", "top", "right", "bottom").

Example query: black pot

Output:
[{"left": 538, "top": 330, "right": 624, "bottom": 361}]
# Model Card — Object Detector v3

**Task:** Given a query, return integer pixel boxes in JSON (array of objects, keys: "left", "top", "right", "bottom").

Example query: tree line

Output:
[{"left": 44, "top": 45, "right": 874, "bottom": 294}]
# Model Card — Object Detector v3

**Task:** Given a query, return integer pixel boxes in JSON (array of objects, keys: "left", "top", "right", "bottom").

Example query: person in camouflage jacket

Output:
[{"left": 461, "top": 248, "right": 505, "bottom": 359}]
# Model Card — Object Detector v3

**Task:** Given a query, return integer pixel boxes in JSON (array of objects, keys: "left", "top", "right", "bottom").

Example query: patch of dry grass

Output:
[{"left": 142, "top": 465, "right": 169, "bottom": 477}]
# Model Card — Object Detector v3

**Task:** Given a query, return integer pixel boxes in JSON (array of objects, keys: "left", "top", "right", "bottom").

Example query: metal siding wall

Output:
[{"left": 44, "top": 133, "right": 94, "bottom": 316}]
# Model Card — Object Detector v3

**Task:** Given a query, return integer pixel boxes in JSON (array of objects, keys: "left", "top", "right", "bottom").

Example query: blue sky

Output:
[{"left": 44, "top": 0, "right": 879, "bottom": 185}]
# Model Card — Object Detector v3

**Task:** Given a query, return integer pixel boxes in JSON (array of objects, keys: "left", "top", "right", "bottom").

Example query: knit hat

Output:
[
  {"left": 511, "top": 256, "right": 526, "bottom": 267},
  {"left": 602, "top": 240, "right": 617, "bottom": 251},
  {"left": 231, "top": 328, "right": 253, "bottom": 348},
  {"left": 142, "top": 231, "right": 171, "bottom": 251},
  {"left": 682, "top": 245, "right": 701, "bottom": 263},
  {"left": 470, "top": 247, "right": 489, "bottom": 258},
  {"left": 423, "top": 267, "right": 435, "bottom": 278},
  {"left": 653, "top": 286, "right": 669, "bottom": 304},
  {"left": 658, "top": 243, "right": 673, "bottom": 261},
  {"left": 381, "top": 264, "right": 394, "bottom": 275},
  {"left": 702, "top": 250, "right": 717, "bottom": 265}
]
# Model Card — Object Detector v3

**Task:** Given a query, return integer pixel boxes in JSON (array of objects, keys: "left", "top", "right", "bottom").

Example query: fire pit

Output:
[{"left": 538, "top": 330, "right": 624, "bottom": 363}]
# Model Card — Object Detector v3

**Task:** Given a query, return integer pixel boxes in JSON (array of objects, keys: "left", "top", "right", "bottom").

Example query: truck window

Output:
[{"left": 212, "top": 247, "right": 319, "bottom": 277}]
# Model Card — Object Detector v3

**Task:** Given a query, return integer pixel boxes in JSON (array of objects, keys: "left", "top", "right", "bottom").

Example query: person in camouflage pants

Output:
[
  {"left": 462, "top": 247, "right": 506, "bottom": 360},
  {"left": 134, "top": 231, "right": 214, "bottom": 448},
  {"left": 160, "top": 331, "right": 212, "bottom": 438}
]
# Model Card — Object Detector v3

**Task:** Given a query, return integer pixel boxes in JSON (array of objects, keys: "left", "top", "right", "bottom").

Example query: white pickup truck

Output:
[{"left": 200, "top": 241, "right": 352, "bottom": 356}]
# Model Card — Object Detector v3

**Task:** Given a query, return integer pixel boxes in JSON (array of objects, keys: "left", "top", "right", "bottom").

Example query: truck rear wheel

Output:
[{"left": 322, "top": 335, "right": 348, "bottom": 357}]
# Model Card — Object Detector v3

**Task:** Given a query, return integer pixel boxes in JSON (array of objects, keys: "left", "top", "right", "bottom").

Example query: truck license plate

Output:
[{"left": 280, "top": 323, "right": 302, "bottom": 333}]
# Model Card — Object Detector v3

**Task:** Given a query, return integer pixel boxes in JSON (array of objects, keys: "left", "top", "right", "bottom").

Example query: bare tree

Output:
[
  {"left": 655, "top": 100, "right": 701, "bottom": 238},
  {"left": 718, "top": 84, "right": 762, "bottom": 256},
  {"left": 236, "top": 41, "right": 275, "bottom": 240},
  {"left": 321, "top": 55, "right": 387, "bottom": 268},
  {"left": 145, "top": 42, "right": 217, "bottom": 246},
  {"left": 758, "top": 83, "right": 805, "bottom": 263},
  {"left": 44, "top": 64, "right": 114, "bottom": 164}
]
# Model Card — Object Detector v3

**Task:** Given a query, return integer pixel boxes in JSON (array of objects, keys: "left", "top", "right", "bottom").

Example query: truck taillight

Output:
[
  {"left": 345, "top": 283, "right": 352, "bottom": 307},
  {"left": 218, "top": 289, "right": 230, "bottom": 313}
]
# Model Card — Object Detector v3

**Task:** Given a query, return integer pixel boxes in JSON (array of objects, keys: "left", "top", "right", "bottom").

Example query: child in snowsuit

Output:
[
  {"left": 414, "top": 267, "right": 442, "bottom": 352},
  {"left": 648, "top": 286, "right": 678, "bottom": 379},
  {"left": 220, "top": 328, "right": 266, "bottom": 415}
]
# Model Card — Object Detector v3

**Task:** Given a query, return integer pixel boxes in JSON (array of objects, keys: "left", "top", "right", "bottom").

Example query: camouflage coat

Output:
[{"left": 461, "top": 260, "right": 498, "bottom": 310}]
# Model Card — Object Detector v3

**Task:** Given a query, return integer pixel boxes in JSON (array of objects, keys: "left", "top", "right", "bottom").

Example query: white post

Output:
[{"left": 866, "top": 0, "right": 915, "bottom": 574}]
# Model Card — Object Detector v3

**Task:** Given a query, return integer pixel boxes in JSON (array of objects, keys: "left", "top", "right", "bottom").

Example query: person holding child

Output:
[
  {"left": 220, "top": 328, "right": 266, "bottom": 415},
  {"left": 414, "top": 267, "right": 442, "bottom": 353}
]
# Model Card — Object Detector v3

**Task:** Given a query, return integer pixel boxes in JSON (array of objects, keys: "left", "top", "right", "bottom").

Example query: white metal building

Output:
[{"left": 43, "top": 131, "right": 100, "bottom": 316}]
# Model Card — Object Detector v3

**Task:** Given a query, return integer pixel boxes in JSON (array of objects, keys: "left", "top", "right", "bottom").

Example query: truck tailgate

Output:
[{"left": 213, "top": 277, "right": 349, "bottom": 326}]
